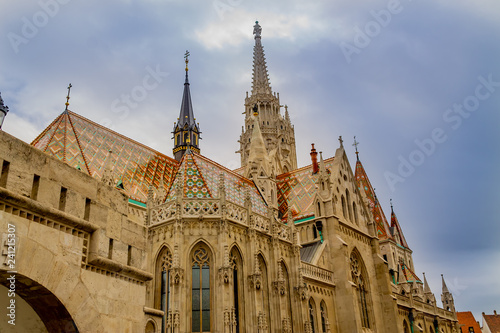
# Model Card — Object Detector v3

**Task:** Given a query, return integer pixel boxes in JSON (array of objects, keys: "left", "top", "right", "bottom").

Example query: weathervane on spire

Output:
[
  {"left": 184, "top": 50, "right": 190, "bottom": 72},
  {"left": 65, "top": 83, "right": 72, "bottom": 111},
  {"left": 253, "top": 21, "right": 262, "bottom": 38}
]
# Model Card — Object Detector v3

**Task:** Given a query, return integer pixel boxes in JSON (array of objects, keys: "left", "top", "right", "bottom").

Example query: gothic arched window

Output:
[
  {"left": 320, "top": 301, "right": 328, "bottom": 333},
  {"left": 350, "top": 250, "right": 371, "bottom": 328},
  {"left": 346, "top": 189, "right": 353, "bottom": 221},
  {"left": 353, "top": 202, "right": 359, "bottom": 225},
  {"left": 155, "top": 247, "right": 172, "bottom": 333},
  {"left": 402, "top": 320, "right": 410, "bottom": 333},
  {"left": 309, "top": 298, "right": 317, "bottom": 333},
  {"left": 230, "top": 247, "right": 244, "bottom": 332},
  {"left": 341, "top": 195, "right": 347, "bottom": 218},
  {"left": 192, "top": 245, "right": 211, "bottom": 332}
]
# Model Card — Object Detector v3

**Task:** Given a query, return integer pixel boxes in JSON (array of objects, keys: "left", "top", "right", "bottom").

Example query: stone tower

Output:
[
  {"left": 441, "top": 275, "right": 456, "bottom": 312},
  {"left": 173, "top": 51, "right": 201, "bottom": 161},
  {"left": 237, "top": 21, "right": 297, "bottom": 174}
]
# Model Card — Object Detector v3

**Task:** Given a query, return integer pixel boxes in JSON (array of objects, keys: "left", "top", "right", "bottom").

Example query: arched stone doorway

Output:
[{"left": 0, "top": 271, "right": 78, "bottom": 332}]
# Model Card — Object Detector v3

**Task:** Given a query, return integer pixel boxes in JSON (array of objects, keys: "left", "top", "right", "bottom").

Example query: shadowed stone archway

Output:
[{"left": 0, "top": 270, "right": 78, "bottom": 333}]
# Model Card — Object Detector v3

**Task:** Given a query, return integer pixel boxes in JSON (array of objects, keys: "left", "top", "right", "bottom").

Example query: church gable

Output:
[{"left": 276, "top": 157, "right": 335, "bottom": 221}]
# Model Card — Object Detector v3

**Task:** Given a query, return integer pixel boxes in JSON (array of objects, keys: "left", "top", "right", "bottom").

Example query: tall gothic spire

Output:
[
  {"left": 173, "top": 50, "right": 201, "bottom": 161},
  {"left": 252, "top": 21, "right": 272, "bottom": 96},
  {"left": 238, "top": 22, "right": 298, "bottom": 173}
]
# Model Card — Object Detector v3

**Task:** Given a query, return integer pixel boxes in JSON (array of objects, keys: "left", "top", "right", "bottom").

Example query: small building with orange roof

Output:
[{"left": 457, "top": 311, "right": 482, "bottom": 333}]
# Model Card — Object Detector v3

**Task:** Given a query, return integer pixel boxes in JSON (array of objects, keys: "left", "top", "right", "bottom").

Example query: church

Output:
[{"left": 0, "top": 22, "right": 460, "bottom": 332}]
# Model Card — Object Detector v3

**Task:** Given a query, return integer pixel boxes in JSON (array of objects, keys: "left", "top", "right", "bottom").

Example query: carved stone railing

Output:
[
  {"left": 226, "top": 202, "right": 247, "bottom": 225},
  {"left": 275, "top": 222, "right": 292, "bottom": 242},
  {"left": 183, "top": 199, "right": 220, "bottom": 216},
  {"left": 150, "top": 200, "right": 177, "bottom": 225},
  {"left": 395, "top": 296, "right": 455, "bottom": 320},
  {"left": 396, "top": 295, "right": 411, "bottom": 307},
  {"left": 253, "top": 213, "right": 270, "bottom": 233},
  {"left": 300, "top": 262, "right": 334, "bottom": 286}
]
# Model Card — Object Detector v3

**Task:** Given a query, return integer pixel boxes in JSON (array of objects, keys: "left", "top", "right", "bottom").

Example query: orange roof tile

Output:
[
  {"left": 457, "top": 312, "right": 482, "bottom": 333},
  {"left": 483, "top": 312, "right": 500, "bottom": 333}
]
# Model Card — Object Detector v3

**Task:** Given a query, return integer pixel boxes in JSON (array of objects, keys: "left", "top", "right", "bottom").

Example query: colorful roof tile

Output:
[
  {"left": 354, "top": 159, "right": 393, "bottom": 240},
  {"left": 391, "top": 207, "right": 409, "bottom": 249},
  {"left": 31, "top": 110, "right": 178, "bottom": 202},
  {"left": 165, "top": 152, "right": 268, "bottom": 215},
  {"left": 277, "top": 158, "right": 335, "bottom": 221},
  {"left": 400, "top": 262, "right": 422, "bottom": 283}
]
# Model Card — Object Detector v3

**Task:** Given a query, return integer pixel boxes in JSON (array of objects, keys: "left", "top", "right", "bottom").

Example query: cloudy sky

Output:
[{"left": 1, "top": 0, "right": 499, "bottom": 320}]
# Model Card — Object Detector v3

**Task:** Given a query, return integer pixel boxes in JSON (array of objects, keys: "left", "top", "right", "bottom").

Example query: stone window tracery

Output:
[
  {"left": 350, "top": 251, "right": 370, "bottom": 328},
  {"left": 192, "top": 246, "right": 211, "bottom": 332}
]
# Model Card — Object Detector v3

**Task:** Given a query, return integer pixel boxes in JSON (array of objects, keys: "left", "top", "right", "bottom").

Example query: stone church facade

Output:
[{"left": 0, "top": 22, "right": 459, "bottom": 333}]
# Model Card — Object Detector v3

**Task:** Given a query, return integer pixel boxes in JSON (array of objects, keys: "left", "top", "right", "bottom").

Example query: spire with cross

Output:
[
  {"left": 65, "top": 83, "right": 72, "bottom": 111},
  {"left": 173, "top": 50, "right": 201, "bottom": 161},
  {"left": 338, "top": 136, "right": 343, "bottom": 147},
  {"left": 353, "top": 136, "right": 360, "bottom": 160},
  {"left": 184, "top": 50, "right": 190, "bottom": 72}
]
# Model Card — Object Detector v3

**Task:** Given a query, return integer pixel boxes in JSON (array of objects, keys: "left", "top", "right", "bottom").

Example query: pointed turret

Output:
[
  {"left": 441, "top": 274, "right": 455, "bottom": 312},
  {"left": 246, "top": 106, "right": 271, "bottom": 179},
  {"left": 390, "top": 203, "right": 410, "bottom": 249},
  {"left": 173, "top": 50, "right": 201, "bottom": 161},
  {"left": 251, "top": 21, "right": 271, "bottom": 96},
  {"left": 423, "top": 272, "right": 432, "bottom": 294},
  {"left": 423, "top": 272, "right": 437, "bottom": 305},
  {"left": 238, "top": 22, "right": 297, "bottom": 174}
]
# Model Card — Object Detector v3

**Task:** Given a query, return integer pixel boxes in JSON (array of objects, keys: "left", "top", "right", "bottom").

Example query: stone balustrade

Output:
[{"left": 301, "top": 262, "right": 334, "bottom": 286}]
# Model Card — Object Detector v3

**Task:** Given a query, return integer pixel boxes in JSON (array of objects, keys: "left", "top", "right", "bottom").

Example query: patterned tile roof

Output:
[
  {"left": 400, "top": 262, "right": 422, "bottom": 283},
  {"left": 457, "top": 312, "right": 482, "bottom": 333},
  {"left": 277, "top": 158, "right": 335, "bottom": 221},
  {"left": 391, "top": 208, "right": 409, "bottom": 249},
  {"left": 31, "top": 110, "right": 178, "bottom": 202},
  {"left": 165, "top": 152, "right": 268, "bottom": 215},
  {"left": 354, "top": 159, "right": 393, "bottom": 240}
]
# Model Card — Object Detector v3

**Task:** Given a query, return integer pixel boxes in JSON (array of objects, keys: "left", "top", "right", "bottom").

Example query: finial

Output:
[
  {"left": 390, "top": 198, "right": 393, "bottom": 211},
  {"left": 184, "top": 50, "right": 190, "bottom": 72},
  {"left": 65, "top": 83, "right": 72, "bottom": 111},
  {"left": 253, "top": 21, "right": 262, "bottom": 39},
  {"left": 338, "top": 136, "right": 343, "bottom": 147},
  {"left": 353, "top": 136, "right": 359, "bottom": 160}
]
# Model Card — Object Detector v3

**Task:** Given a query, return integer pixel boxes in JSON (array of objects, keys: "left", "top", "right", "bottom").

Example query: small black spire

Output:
[{"left": 173, "top": 50, "right": 201, "bottom": 161}]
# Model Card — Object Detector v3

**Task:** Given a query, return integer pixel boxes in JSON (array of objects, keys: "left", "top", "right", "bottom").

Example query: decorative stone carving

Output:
[
  {"left": 294, "top": 268, "right": 309, "bottom": 301},
  {"left": 258, "top": 312, "right": 268, "bottom": 331},
  {"left": 170, "top": 267, "right": 184, "bottom": 285},
  {"left": 249, "top": 253, "right": 262, "bottom": 289},
  {"left": 282, "top": 318, "right": 292, "bottom": 333},
  {"left": 273, "top": 262, "right": 286, "bottom": 296}
]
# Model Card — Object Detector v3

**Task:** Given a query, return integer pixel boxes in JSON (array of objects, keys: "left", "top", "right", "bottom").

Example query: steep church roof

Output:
[
  {"left": 354, "top": 157, "right": 393, "bottom": 240},
  {"left": 390, "top": 205, "right": 410, "bottom": 249},
  {"left": 400, "top": 262, "right": 422, "bottom": 283},
  {"left": 165, "top": 151, "right": 268, "bottom": 215},
  {"left": 277, "top": 158, "right": 335, "bottom": 221},
  {"left": 31, "top": 110, "right": 178, "bottom": 202}
]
